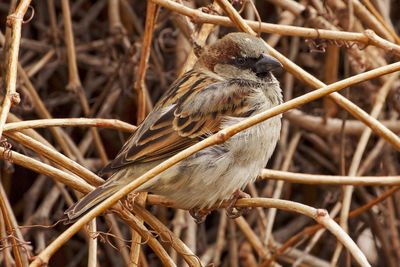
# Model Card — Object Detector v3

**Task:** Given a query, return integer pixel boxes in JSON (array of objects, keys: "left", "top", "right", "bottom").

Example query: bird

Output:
[{"left": 66, "top": 32, "right": 283, "bottom": 223}]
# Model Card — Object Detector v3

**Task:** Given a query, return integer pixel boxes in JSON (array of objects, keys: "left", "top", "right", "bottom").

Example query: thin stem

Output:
[
  {"left": 0, "top": 0, "right": 32, "bottom": 139},
  {"left": 4, "top": 118, "right": 136, "bottom": 133},
  {"left": 87, "top": 220, "right": 97, "bottom": 267},
  {"left": 61, "top": 0, "right": 108, "bottom": 164},
  {"left": 260, "top": 169, "right": 400, "bottom": 185},
  {"left": 130, "top": 2, "right": 158, "bottom": 264}
]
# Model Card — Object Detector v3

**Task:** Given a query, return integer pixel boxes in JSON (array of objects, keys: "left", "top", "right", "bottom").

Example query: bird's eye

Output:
[{"left": 236, "top": 57, "right": 246, "bottom": 65}]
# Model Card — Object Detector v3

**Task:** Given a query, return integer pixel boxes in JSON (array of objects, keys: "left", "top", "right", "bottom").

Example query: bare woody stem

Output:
[
  {"left": 0, "top": 0, "right": 31, "bottom": 140},
  {"left": 134, "top": 1, "right": 157, "bottom": 123},
  {"left": 0, "top": 188, "right": 23, "bottom": 267},
  {"left": 61, "top": 0, "right": 108, "bottom": 164},
  {"left": 4, "top": 118, "right": 137, "bottom": 133},
  {"left": 260, "top": 169, "right": 400, "bottom": 185},
  {"left": 152, "top": 0, "right": 400, "bottom": 151}
]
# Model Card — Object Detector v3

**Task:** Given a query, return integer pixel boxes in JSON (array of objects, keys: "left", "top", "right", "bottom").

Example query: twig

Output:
[
  {"left": 246, "top": 199, "right": 370, "bottom": 267},
  {"left": 46, "top": 0, "right": 59, "bottom": 46},
  {"left": 260, "top": 169, "right": 400, "bottom": 185},
  {"left": 170, "top": 209, "right": 186, "bottom": 262},
  {"left": 6, "top": 131, "right": 103, "bottom": 186},
  {"left": 4, "top": 118, "right": 137, "bottom": 133},
  {"left": 351, "top": 0, "right": 393, "bottom": 42},
  {"left": 284, "top": 109, "right": 400, "bottom": 136},
  {"left": 364, "top": 29, "right": 400, "bottom": 55},
  {"left": 108, "top": 0, "right": 124, "bottom": 34},
  {"left": 361, "top": 0, "right": 400, "bottom": 43},
  {"left": 235, "top": 217, "right": 267, "bottom": 259},
  {"left": 264, "top": 132, "right": 302, "bottom": 245},
  {"left": 228, "top": 220, "right": 239, "bottom": 267},
  {"left": 179, "top": 2, "right": 221, "bottom": 75},
  {"left": 212, "top": 211, "right": 227, "bottom": 266},
  {"left": 61, "top": 0, "right": 108, "bottom": 164},
  {"left": 0, "top": 147, "right": 93, "bottom": 194},
  {"left": 61, "top": 0, "right": 81, "bottom": 91},
  {"left": 292, "top": 204, "right": 342, "bottom": 267},
  {"left": 0, "top": 0, "right": 32, "bottom": 139},
  {"left": 15, "top": 63, "right": 79, "bottom": 160},
  {"left": 108, "top": 0, "right": 131, "bottom": 48},
  {"left": 134, "top": 0, "right": 157, "bottom": 123},
  {"left": 130, "top": 205, "right": 201, "bottom": 266},
  {"left": 104, "top": 214, "right": 131, "bottom": 265},
  {"left": 0, "top": 185, "right": 23, "bottom": 267},
  {"left": 130, "top": 2, "right": 158, "bottom": 264},
  {"left": 26, "top": 49, "right": 55, "bottom": 77},
  {"left": 87, "top": 219, "right": 97, "bottom": 267},
  {"left": 273, "top": 186, "right": 400, "bottom": 263},
  {"left": 0, "top": 3, "right": 32, "bottom": 265},
  {"left": 112, "top": 210, "right": 177, "bottom": 267}
]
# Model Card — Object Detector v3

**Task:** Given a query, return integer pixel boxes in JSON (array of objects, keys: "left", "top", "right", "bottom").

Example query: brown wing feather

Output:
[
  {"left": 101, "top": 71, "right": 257, "bottom": 173},
  {"left": 101, "top": 71, "right": 218, "bottom": 172}
]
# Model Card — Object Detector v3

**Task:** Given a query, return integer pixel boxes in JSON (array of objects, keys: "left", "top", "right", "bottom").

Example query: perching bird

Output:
[{"left": 66, "top": 32, "right": 283, "bottom": 223}]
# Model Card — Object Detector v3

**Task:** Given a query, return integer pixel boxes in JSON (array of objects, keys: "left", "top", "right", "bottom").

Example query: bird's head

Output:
[{"left": 195, "top": 32, "right": 282, "bottom": 82}]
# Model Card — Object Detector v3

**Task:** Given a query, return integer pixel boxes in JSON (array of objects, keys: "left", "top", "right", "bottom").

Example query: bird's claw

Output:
[
  {"left": 226, "top": 189, "right": 251, "bottom": 219},
  {"left": 189, "top": 208, "right": 210, "bottom": 224}
]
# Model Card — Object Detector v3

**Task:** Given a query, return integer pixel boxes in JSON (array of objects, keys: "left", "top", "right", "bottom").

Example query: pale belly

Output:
[{"left": 145, "top": 115, "right": 281, "bottom": 209}]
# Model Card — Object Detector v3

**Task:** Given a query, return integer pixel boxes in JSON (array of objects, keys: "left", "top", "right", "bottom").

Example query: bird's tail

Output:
[{"left": 65, "top": 179, "right": 121, "bottom": 222}]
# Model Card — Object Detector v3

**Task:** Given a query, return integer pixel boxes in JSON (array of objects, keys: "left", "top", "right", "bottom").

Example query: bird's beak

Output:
[{"left": 254, "top": 54, "right": 283, "bottom": 75}]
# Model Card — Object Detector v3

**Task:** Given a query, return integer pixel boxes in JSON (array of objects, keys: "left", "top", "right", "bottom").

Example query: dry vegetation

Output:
[{"left": 1, "top": 0, "right": 400, "bottom": 266}]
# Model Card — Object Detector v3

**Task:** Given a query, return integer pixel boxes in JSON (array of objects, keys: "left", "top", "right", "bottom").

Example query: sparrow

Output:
[{"left": 66, "top": 32, "right": 283, "bottom": 223}]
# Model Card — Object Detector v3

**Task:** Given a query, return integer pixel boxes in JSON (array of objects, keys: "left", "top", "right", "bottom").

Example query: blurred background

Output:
[{"left": 0, "top": 0, "right": 400, "bottom": 266}]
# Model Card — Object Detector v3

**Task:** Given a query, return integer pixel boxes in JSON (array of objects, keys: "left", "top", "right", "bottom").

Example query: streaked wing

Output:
[{"left": 101, "top": 71, "right": 258, "bottom": 173}]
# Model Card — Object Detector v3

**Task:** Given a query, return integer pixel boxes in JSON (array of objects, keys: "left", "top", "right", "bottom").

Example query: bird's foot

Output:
[
  {"left": 226, "top": 189, "right": 251, "bottom": 219},
  {"left": 189, "top": 208, "right": 210, "bottom": 224}
]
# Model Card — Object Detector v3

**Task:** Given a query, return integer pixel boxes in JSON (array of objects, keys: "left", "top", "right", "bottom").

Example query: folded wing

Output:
[{"left": 101, "top": 71, "right": 257, "bottom": 173}]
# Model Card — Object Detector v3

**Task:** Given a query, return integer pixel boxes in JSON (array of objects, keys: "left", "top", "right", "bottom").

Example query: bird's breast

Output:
[{"left": 224, "top": 115, "right": 281, "bottom": 168}]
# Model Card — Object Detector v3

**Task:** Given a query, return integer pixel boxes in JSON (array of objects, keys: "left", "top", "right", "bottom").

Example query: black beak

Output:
[{"left": 254, "top": 54, "right": 282, "bottom": 75}]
